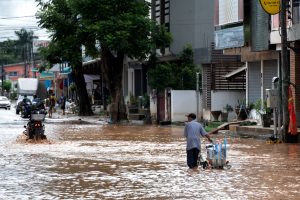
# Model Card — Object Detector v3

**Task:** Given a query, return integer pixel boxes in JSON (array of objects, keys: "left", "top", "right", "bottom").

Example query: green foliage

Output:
[
  {"left": 148, "top": 63, "right": 173, "bottom": 92},
  {"left": 3, "top": 80, "right": 12, "bottom": 92},
  {"left": 236, "top": 99, "right": 246, "bottom": 108},
  {"left": 239, "top": 121, "right": 257, "bottom": 126},
  {"left": 36, "top": 0, "right": 171, "bottom": 75},
  {"left": 148, "top": 45, "right": 198, "bottom": 92},
  {"left": 0, "top": 28, "right": 41, "bottom": 65},
  {"left": 69, "top": 82, "right": 76, "bottom": 91},
  {"left": 129, "top": 92, "right": 138, "bottom": 106},
  {"left": 142, "top": 93, "right": 150, "bottom": 108},
  {"left": 15, "top": 28, "right": 38, "bottom": 63},
  {"left": 36, "top": 0, "right": 172, "bottom": 120},
  {"left": 204, "top": 121, "right": 224, "bottom": 132},
  {"left": 254, "top": 99, "right": 271, "bottom": 115},
  {"left": 0, "top": 40, "right": 23, "bottom": 64},
  {"left": 248, "top": 102, "right": 255, "bottom": 110},
  {"left": 15, "top": 28, "right": 37, "bottom": 45},
  {"left": 36, "top": 0, "right": 82, "bottom": 67},
  {"left": 10, "top": 90, "right": 17, "bottom": 100}
]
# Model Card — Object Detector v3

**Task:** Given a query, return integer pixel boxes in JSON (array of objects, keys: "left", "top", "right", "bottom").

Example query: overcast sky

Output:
[{"left": 0, "top": 0, "right": 49, "bottom": 41}]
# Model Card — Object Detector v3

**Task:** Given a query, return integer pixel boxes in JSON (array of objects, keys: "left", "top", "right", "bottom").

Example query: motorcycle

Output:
[{"left": 24, "top": 108, "right": 47, "bottom": 141}]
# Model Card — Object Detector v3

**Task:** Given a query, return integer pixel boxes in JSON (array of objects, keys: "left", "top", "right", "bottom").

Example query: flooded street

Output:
[{"left": 0, "top": 117, "right": 300, "bottom": 199}]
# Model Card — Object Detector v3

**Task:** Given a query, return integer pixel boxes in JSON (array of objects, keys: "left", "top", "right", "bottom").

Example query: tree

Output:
[
  {"left": 36, "top": 0, "right": 93, "bottom": 116},
  {"left": 69, "top": 0, "right": 171, "bottom": 122},
  {"left": 36, "top": 0, "right": 170, "bottom": 121},
  {"left": 0, "top": 40, "right": 23, "bottom": 64},
  {"left": 15, "top": 28, "right": 37, "bottom": 77},
  {"left": 3, "top": 80, "right": 12, "bottom": 93},
  {"left": 148, "top": 45, "right": 198, "bottom": 92},
  {"left": 148, "top": 62, "right": 173, "bottom": 92}
]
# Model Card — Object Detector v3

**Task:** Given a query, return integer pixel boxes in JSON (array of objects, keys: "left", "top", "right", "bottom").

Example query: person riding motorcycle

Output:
[
  {"left": 25, "top": 95, "right": 47, "bottom": 140},
  {"left": 20, "top": 95, "right": 32, "bottom": 118},
  {"left": 32, "top": 95, "right": 46, "bottom": 111}
]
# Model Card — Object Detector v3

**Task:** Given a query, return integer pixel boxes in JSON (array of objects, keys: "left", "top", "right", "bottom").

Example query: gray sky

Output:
[{"left": 0, "top": 0, "right": 49, "bottom": 41}]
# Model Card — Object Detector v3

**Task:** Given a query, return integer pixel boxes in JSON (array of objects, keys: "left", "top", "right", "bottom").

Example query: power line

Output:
[{"left": 0, "top": 15, "right": 35, "bottom": 20}]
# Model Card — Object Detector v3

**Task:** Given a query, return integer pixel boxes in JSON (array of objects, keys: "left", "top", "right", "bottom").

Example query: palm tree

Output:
[{"left": 15, "top": 28, "right": 38, "bottom": 77}]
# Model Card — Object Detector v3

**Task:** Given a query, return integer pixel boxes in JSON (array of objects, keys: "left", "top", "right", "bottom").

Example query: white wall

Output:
[
  {"left": 211, "top": 90, "right": 246, "bottom": 121},
  {"left": 150, "top": 89, "right": 157, "bottom": 123},
  {"left": 127, "top": 68, "right": 134, "bottom": 97},
  {"left": 171, "top": 90, "right": 202, "bottom": 122}
]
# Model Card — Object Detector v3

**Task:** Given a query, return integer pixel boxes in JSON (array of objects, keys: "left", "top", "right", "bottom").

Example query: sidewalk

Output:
[
  {"left": 229, "top": 123, "right": 300, "bottom": 140},
  {"left": 44, "top": 108, "right": 109, "bottom": 125},
  {"left": 43, "top": 108, "right": 300, "bottom": 141}
]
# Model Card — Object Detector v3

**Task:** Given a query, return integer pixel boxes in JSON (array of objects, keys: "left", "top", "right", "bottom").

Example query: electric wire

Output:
[{"left": 0, "top": 14, "right": 49, "bottom": 41}]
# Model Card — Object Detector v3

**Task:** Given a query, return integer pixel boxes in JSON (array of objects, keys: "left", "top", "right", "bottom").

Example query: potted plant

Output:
[
  {"left": 128, "top": 92, "right": 138, "bottom": 107},
  {"left": 211, "top": 110, "right": 222, "bottom": 121},
  {"left": 221, "top": 104, "right": 233, "bottom": 122},
  {"left": 235, "top": 99, "right": 248, "bottom": 120},
  {"left": 254, "top": 99, "right": 272, "bottom": 127}
]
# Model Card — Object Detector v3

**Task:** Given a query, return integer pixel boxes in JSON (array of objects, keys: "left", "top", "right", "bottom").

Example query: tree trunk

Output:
[
  {"left": 101, "top": 48, "right": 127, "bottom": 123},
  {"left": 73, "top": 62, "right": 93, "bottom": 116}
]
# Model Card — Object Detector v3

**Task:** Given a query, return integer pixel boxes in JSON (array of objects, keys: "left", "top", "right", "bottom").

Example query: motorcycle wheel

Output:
[
  {"left": 34, "top": 131, "right": 42, "bottom": 141},
  {"left": 34, "top": 134, "right": 41, "bottom": 141}
]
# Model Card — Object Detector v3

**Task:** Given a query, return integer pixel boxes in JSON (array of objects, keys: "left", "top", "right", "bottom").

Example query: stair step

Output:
[
  {"left": 128, "top": 107, "right": 139, "bottom": 114},
  {"left": 128, "top": 114, "right": 145, "bottom": 120}
]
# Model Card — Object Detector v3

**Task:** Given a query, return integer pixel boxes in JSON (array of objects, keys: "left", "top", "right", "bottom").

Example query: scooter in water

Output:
[{"left": 24, "top": 109, "right": 47, "bottom": 141}]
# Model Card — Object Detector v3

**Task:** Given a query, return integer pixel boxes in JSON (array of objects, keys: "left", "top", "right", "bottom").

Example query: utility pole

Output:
[
  {"left": 1, "top": 64, "right": 4, "bottom": 96},
  {"left": 196, "top": 72, "right": 200, "bottom": 121},
  {"left": 280, "top": 0, "right": 290, "bottom": 141},
  {"left": 24, "top": 44, "right": 27, "bottom": 78}
]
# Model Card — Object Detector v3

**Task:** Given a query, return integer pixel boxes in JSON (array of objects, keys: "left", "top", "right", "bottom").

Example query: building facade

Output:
[
  {"left": 214, "top": 0, "right": 279, "bottom": 105},
  {"left": 215, "top": 0, "right": 299, "bottom": 127},
  {"left": 152, "top": 0, "right": 215, "bottom": 65}
]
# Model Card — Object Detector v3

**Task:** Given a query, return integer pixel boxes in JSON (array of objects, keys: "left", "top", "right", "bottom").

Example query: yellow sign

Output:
[{"left": 259, "top": 0, "right": 281, "bottom": 15}]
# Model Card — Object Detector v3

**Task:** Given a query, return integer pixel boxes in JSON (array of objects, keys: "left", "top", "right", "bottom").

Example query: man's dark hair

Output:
[{"left": 187, "top": 113, "right": 196, "bottom": 119}]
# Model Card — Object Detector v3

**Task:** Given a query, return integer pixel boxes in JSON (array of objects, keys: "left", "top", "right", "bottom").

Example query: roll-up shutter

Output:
[{"left": 248, "top": 62, "right": 261, "bottom": 104}]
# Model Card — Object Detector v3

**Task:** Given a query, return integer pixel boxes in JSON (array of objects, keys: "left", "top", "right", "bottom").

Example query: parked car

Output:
[
  {"left": 0, "top": 96, "right": 11, "bottom": 110},
  {"left": 16, "top": 95, "right": 34, "bottom": 114}
]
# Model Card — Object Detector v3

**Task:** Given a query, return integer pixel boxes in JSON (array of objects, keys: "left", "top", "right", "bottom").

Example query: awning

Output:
[
  {"left": 49, "top": 64, "right": 72, "bottom": 73},
  {"left": 83, "top": 58, "right": 101, "bottom": 66},
  {"left": 84, "top": 74, "right": 100, "bottom": 93},
  {"left": 223, "top": 65, "right": 247, "bottom": 80},
  {"left": 39, "top": 71, "right": 54, "bottom": 80},
  {"left": 84, "top": 74, "right": 100, "bottom": 83},
  {"left": 31, "top": 68, "right": 39, "bottom": 72}
]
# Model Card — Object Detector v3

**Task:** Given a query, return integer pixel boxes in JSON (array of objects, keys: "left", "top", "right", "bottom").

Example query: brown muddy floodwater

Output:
[{"left": 0, "top": 123, "right": 300, "bottom": 199}]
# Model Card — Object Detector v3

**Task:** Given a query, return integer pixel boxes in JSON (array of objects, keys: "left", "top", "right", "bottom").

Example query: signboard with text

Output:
[
  {"left": 32, "top": 40, "right": 50, "bottom": 53},
  {"left": 214, "top": 26, "right": 244, "bottom": 49},
  {"left": 259, "top": 0, "right": 280, "bottom": 15}
]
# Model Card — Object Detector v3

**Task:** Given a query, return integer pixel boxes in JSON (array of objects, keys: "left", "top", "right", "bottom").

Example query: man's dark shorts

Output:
[{"left": 187, "top": 148, "right": 200, "bottom": 168}]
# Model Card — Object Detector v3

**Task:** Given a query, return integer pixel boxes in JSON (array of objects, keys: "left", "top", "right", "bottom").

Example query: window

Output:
[
  {"left": 293, "top": 0, "right": 300, "bottom": 24},
  {"left": 8, "top": 72, "right": 18, "bottom": 76}
]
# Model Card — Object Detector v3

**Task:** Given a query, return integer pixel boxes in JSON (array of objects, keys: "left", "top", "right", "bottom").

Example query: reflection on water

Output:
[{"left": 0, "top": 124, "right": 299, "bottom": 199}]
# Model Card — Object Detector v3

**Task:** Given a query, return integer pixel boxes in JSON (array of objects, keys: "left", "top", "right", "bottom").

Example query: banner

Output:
[{"left": 288, "top": 86, "right": 298, "bottom": 135}]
